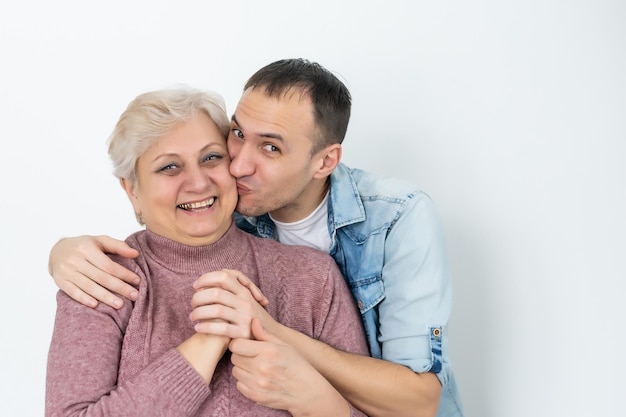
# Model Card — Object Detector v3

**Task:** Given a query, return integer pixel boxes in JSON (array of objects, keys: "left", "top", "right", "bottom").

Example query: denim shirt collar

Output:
[
  {"left": 245, "top": 163, "right": 366, "bottom": 241},
  {"left": 328, "top": 163, "right": 366, "bottom": 229},
  {"left": 241, "top": 213, "right": 276, "bottom": 240}
]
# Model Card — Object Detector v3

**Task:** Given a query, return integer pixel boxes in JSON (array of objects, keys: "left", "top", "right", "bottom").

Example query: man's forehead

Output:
[
  {"left": 239, "top": 86, "right": 311, "bottom": 106},
  {"left": 230, "top": 112, "right": 284, "bottom": 142},
  {"left": 234, "top": 89, "right": 313, "bottom": 125}
]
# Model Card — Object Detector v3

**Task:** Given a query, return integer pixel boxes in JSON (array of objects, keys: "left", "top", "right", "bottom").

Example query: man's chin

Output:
[{"left": 235, "top": 202, "right": 265, "bottom": 217}]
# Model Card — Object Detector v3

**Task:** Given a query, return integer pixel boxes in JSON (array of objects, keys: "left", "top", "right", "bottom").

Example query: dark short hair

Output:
[{"left": 244, "top": 58, "right": 351, "bottom": 153}]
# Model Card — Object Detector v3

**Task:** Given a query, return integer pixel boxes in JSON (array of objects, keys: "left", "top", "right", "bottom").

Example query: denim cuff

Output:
[{"left": 429, "top": 326, "right": 443, "bottom": 373}]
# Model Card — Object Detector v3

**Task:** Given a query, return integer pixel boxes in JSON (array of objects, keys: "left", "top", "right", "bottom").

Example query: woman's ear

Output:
[
  {"left": 313, "top": 144, "right": 342, "bottom": 179},
  {"left": 120, "top": 178, "right": 141, "bottom": 214}
]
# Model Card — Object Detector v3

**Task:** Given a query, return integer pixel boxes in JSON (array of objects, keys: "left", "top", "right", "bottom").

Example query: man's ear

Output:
[{"left": 313, "top": 144, "right": 342, "bottom": 179}]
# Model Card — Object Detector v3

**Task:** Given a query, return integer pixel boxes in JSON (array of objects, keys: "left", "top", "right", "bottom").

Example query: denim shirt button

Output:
[
  {"left": 432, "top": 327, "right": 441, "bottom": 338},
  {"left": 357, "top": 300, "right": 363, "bottom": 309}
]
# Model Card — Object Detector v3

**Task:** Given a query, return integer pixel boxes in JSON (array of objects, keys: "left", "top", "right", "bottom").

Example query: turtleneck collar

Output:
[{"left": 135, "top": 222, "right": 248, "bottom": 274}]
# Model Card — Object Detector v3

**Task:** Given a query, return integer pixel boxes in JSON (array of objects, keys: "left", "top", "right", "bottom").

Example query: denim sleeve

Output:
[{"left": 377, "top": 191, "right": 454, "bottom": 385}]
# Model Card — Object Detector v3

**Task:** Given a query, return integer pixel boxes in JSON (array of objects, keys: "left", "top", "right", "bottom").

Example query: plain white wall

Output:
[{"left": 1, "top": 1, "right": 624, "bottom": 416}]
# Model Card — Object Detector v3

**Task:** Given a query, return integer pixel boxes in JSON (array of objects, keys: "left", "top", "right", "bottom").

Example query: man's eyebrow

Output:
[{"left": 231, "top": 114, "right": 284, "bottom": 142}]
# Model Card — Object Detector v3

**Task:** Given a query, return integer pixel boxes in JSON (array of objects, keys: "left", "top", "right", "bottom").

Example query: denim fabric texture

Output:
[{"left": 235, "top": 163, "right": 464, "bottom": 416}]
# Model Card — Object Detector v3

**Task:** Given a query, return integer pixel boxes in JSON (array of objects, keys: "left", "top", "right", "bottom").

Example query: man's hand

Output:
[
  {"left": 229, "top": 319, "right": 351, "bottom": 417},
  {"left": 190, "top": 269, "right": 271, "bottom": 339},
  {"left": 48, "top": 235, "right": 140, "bottom": 309},
  {"left": 191, "top": 271, "right": 353, "bottom": 416}
]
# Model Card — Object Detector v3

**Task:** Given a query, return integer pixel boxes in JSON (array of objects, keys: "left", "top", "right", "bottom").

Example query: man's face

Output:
[{"left": 228, "top": 88, "right": 327, "bottom": 222}]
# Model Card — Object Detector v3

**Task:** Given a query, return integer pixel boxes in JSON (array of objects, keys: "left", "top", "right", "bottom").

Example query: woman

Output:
[{"left": 45, "top": 88, "right": 368, "bottom": 416}]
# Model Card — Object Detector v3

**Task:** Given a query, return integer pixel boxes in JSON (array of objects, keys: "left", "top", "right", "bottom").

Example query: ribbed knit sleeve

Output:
[{"left": 45, "top": 291, "right": 211, "bottom": 417}]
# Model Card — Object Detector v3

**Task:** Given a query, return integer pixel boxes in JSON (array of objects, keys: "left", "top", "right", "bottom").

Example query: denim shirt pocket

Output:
[
  {"left": 338, "top": 227, "right": 387, "bottom": 314},
  {"left": 350, "top": 275, "right": 385, "bottom": 314},
  {"left": 349, "top": 274, "right": 385, "bottom": 358},
  {"left": 342, "top": 233, "right": 387, "bottom": 356}
]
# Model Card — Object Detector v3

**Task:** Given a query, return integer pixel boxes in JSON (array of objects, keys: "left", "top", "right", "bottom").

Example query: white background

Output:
[{"left": 1, "top": 1, "right": 624, "bottom": 416}]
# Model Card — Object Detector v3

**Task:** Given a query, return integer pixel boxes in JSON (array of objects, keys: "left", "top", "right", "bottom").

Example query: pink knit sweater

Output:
[{"left": 46, "top": 223, "right": 369, "bottom": 416}]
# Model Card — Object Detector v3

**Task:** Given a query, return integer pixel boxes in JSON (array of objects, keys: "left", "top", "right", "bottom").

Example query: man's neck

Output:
[
  {"left": 269, "top": 177, "right": 330, "bottom": 223},
  {"left": 270, "top": 191, "right": 331, "bottom": 252}
]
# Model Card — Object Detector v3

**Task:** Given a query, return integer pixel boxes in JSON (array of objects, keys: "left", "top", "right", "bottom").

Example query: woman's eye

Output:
[
  {"left": 157, "top": 163, "right": 179, "bottom": 172},
  {"left": 202, "top": 153, "right": 222, "bottom": 163}
]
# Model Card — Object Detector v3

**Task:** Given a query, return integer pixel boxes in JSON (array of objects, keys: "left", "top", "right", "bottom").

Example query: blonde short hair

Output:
[{"left": 108, "top": 87, "right": 230, "bottom": 184}]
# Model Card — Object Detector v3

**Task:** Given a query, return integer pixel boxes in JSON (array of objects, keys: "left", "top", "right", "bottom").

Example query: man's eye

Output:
[
  {"left": 262, "top": 144, "right": 279, "bottom": 153},
  {"left": 232, "top": 128, "right": 244, "bottom": 139}
]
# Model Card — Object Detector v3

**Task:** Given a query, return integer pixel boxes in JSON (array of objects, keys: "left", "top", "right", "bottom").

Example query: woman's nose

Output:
[{"left": 184, "top": 166, "right": 211, "bottom": 191}]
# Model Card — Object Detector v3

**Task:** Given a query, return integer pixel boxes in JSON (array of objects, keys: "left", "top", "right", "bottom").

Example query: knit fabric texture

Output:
[{"left": 46, "top": 223, "right": 368, "bottom": 416}]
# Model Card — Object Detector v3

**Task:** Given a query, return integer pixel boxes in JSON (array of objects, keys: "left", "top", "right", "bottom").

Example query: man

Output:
[{"left": 49, "top": 58, "right": 464, "bottom": 417}]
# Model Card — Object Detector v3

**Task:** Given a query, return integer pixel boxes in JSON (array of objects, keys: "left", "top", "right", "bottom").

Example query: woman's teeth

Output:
[{"left": 177, "top": 197, "right": 215, "bottom": 210}]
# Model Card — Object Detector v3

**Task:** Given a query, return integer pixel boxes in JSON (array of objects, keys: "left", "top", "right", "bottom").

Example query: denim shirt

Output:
[{"left": 235, "top": 163, "right": 464, "bottom": 417}]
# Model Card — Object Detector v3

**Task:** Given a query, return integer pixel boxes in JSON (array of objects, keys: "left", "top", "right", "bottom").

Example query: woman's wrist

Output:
[{"left": 177, "top": 333, "right": 230, "bottom": 384}]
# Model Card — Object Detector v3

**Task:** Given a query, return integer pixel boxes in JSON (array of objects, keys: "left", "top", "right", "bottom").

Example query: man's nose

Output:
[{"left": 229, "top": 142, "right": 255, "bottom": 178}]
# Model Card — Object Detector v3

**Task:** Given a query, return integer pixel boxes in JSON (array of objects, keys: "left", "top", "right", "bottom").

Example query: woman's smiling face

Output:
[{"left": 122, "top": 111, "right": 238, "bottom": 246}]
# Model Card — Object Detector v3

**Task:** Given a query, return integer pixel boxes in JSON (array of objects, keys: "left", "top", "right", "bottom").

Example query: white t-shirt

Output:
[{"left": 269, "top": 192, "right": 331, "bottom": 253}]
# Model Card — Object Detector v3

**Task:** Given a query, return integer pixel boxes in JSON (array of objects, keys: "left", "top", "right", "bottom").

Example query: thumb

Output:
[{"left": 250, "top": 318, "right": 282, "bottom": 344}]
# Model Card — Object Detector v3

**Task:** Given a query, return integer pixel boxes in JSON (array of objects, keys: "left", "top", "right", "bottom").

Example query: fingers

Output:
[
  {"left": 57, "top": 279, "right": 99, "bottom": 308},
  {"left": 229, "top": 320, "right": 283, "bottom": 356},
  {"left": 92, "top": 236, "right": 140, "bottom": 285},
  {"left": 193, "top": 318, "right": 251, "bottom": 339},
  {"left": 49, "top": 235, "right": 140, "bottom": 309},
  {"left": 229, "top": 338, "right": 260, "bottom": 358},
  {"left": 191, "top": 270, "right": 276, "bottom": 340},
  {"left": 250, "top": 317, "right": 278, "bottom": 343},
  {"left": 190, "top": 287, "right": 254, "bottom": 338},
  {"left": 95, "top": 256, "right": 141, "bottom": 286},
  {"left": 222, "top": 269, "right": 269, "bottom": 306},
  {"left": 59, "top": 272, "right": 126, "bottom": 309},
  {"left": 94, "top": 235, "right": 139, "bottom": 259},
  {"left": 191, "top": 278, "right": 247, "bottom": 308},
  {"left": 191, "top": 272, "right": 254, "bottom": 336},
  {"left": 191, "top": 271, "right": 258, "bottom": 319},
  {"left": 83, "top": 267, "right": 138, "bottom": 308},
  {"left": 194, "top": 269, "right": 268, "bottom": 306},
  {"left": 228, "top": 331, "right": 320, "bottom": 412},
  {"left": 191, "top": 292, "right": 246, "bottom": 323}
]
